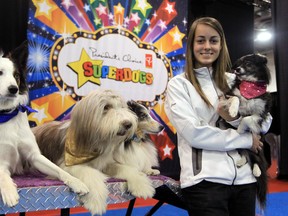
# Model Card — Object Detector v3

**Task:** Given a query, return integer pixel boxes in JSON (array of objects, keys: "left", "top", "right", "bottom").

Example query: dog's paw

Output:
[
  {"left": 127, "top": 175, "right": 155, "bottom": 199},
  {"left": 228, "top": 97, "right": 240, "bottom": 118},
  {"left": 145, "top": 169, "right": 160, "bottom": 176},
  {"left": 237, "top": 117, "right": 251, "bottom": 134},
  {"left": 64, "top": 176, "right": 89, "bottom": 196},
  {"left": 236, "top": 155, "right": 247, "bottom": 167},
  {"left": 225, "top": 72, "right": 236, "bottom": 89},
  {"left": 80, "top": 186, "right": 109, "bottom": 215},
  {"left": 236, "top": 125, "right": 246, "bottom": 134},
  {"left": 0, "top": 182, "right": 19, "bottom": 207},
  {"left": 253, "top": 164, "right": 261, "bottom": 177}
]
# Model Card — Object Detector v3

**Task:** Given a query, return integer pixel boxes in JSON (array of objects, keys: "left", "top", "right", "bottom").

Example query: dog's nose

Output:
[
  {"left": 235, "top": 67, "right": 241, "bottom": 73},
  {"left": 122, "top": 120, "right": 132, "bottom": 130},
  {"left": 8, "top": 85, "right": 19, "bottom": 94}
]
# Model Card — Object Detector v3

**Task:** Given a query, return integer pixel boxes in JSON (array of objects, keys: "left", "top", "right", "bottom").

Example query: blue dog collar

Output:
[{"left": 0, "top": 105, "right": 37, "bottom": 123}]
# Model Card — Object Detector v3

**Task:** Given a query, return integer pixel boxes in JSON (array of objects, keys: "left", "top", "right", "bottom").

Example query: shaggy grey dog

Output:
[{"left": 33, "top": 89, "right": 138, "bottom": 215}]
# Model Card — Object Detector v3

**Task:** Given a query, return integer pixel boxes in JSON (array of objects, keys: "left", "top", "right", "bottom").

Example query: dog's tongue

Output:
[{"left": 239, "top": 81, "right": 267, "bottom": 99}]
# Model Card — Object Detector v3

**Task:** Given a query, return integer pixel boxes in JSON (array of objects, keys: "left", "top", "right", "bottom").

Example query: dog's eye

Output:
[
  {"left": 139, "top": 113, "right": 148, "bottom": 120},
  {"left": 245, "top": 62, "right": 252, "bottom": 67},
  {"left": 0, "top": 71, "right": 3, "bottom": 75},
  {"left": 235, "top": 67, "right": 241, "bottom": 73},
  {"left": 14, "top": 73, "right": 20, "bottom": 81},
  {"left": 103, "top": 104, "right": 112, "bottom": 112}
]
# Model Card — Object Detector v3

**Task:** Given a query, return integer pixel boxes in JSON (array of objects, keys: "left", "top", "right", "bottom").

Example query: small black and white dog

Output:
[
  {"left": 224, "top": 53, "right": 272, "bottom": 208},
  {"left": 0, "top": 42, "right": 88, "bottom": 208},
  {"left": 227, "top": 53, "right": 272, "bottom": 134},
  {"left": 125, "top": 100, "right": 163, "bottom": 176}
]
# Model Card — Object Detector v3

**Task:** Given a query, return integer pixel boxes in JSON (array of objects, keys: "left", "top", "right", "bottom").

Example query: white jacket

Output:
[{"left": 164, "top": 68, "right": 258, "bottom": 188}]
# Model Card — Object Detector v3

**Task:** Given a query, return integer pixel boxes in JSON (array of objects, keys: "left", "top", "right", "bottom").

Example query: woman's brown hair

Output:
[{"left": 185, "top": 17, "right": 232, "bottom": 107}]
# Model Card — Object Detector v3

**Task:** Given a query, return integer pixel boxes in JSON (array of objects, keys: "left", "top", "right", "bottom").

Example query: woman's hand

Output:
[
  {"left": 251, "top": 133, "right": 263, "bottom": 153},
  {"left": 217, "top": 96, "right": 239, "bottom": 122}
]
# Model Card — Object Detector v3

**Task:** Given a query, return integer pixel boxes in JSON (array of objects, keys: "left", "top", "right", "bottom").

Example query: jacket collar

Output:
[{"left": 194, "top": 67, "right": 213, "bottom": 78}]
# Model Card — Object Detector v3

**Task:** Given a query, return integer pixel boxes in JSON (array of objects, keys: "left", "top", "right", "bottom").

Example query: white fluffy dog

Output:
[
  {"left": 0, "top": 42, "right": 89, "bottom": 208},
  {"left": 103, "top": 100, "right": 164, "bottom": 198},
  {"left": 32, "top": 89, "right": 139, "bottom": 215}
]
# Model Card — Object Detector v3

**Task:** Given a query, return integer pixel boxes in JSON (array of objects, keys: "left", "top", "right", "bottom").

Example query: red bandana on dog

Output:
[{"left": 239, "top": 81, "right": 267, "bottom": 99}]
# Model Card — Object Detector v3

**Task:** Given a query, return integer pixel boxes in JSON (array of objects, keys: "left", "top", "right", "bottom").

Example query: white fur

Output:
[
  {"left": 104, "top": 102, "right": 163, "bottom": 199},
  {"left": 0, "top": 55, "right": 89, "bottom": 208},
  {"left": 228, "top": 95, "right": 263, "bottom": 176},
  {"left": 227, "top": 96, "right": 240, "bottom": 118},
  {"left": 253, "top": 164, "right": 261, "bottom": 177},
  {"left": 33, "top": 89, "right": 139, "bottom": 215},
  {"left": 227, "top": 87, "right": 267, "bottom": 134},
  {"left": 0, "top": 57, "right": 27, "bottom": 108},
  {"left": 225, "top": 72, "right": 236, "bottom": 90},
  {"left": 236, "top": 154, "right": 248, "bottom": 167}
]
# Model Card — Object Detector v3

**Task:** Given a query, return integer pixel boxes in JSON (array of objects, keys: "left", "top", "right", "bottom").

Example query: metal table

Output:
[{"left": 0, "top": 173, "right": 184, "bottom": 216}]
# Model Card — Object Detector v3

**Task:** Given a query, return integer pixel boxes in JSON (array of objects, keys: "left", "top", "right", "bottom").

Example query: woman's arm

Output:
[{"left": 164, "top": 77, "right": 253, "bottom": 152}]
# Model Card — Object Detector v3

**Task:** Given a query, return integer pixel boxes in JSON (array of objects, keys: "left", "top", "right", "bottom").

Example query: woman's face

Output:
[{"left": 193, "top": 23, "right": 222, "bottom": 69}]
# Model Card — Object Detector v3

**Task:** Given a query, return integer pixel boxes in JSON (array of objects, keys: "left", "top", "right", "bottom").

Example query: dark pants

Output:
[{"left": 181, "top": 180, "right": 257, "bottom": 216}]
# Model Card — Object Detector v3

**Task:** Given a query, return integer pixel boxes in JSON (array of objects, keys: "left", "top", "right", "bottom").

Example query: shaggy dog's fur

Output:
[
  {"left": 103, "top": 101, "right": 163, "bottom": 197},
  {"left": 0, "top": 42, "right": 88, "bottom": 208},
  {"left": 224, "top": 53, "right": 272, "bottom": 208},
  {"left": 32, "top": 89, "right": 138, "bottom": 215}
]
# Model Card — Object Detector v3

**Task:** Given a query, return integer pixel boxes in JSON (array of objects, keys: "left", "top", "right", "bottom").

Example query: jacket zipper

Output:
[{"left": 227, "top": 152, "right": 237, "bottom": 184}]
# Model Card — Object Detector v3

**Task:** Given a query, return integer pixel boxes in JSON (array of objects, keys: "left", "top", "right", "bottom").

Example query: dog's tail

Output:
[{"left": 251, "top": 149, "right": 268, "bottom": 209}]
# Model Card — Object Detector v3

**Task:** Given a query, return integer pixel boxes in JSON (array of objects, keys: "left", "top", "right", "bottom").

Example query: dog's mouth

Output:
[
  {"left": 117, "top": 129, "right": 127, "bottom": 136},
  {"left": 0, "top": 94, "right": 17, "bottom": 101},
  {"left": 5, "top": 94, "right": 17, "bottom": 98},
  {"left": 142, "top": 124, "right": 164, "bottom": 135},
  {"left": 232, "top": 67, "right": 241, "bottom": 75}
]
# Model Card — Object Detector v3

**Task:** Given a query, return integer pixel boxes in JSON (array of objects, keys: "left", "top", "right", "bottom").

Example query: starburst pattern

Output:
[
  {"left": 27, "top": 40, "right": 50, "bottom": 74},
  {"left": 27, "top": 0, "right": 188, "bottom": 163}
]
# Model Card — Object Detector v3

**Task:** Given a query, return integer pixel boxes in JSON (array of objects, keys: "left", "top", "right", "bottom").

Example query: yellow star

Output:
[
  {"left": 94, "top": 17, "right": 102, "bottom": 25},
  {"left": 67, "top": 49, "right": 102, "bottom": 88},
  {"left": 89, "top": 0, "right": 104, "bottom": 3},
  {"left": 169, "top": 26, "right": 185, "bottom": 47},
  {"left": 114, "top": 2, "right": 124, "bottom": 14},
  {"left": 134, "top": 26, "right": 140, "bottom": 34},
  {"left": 133, "top": 0, "right": 152, "bottom": 17},
  {"left": 33, "top": 0, "right": 57, "bottom": 21},
  {"left": 28, "top": 102, "right": 54, "bottom": 125}
]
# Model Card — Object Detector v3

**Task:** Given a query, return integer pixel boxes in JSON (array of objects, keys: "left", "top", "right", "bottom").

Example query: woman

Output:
[{"left": 164, "top": 17, "right": 271, "bottom": 216}]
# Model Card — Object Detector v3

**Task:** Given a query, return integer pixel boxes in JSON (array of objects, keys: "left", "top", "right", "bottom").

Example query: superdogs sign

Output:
[{"left": 51, "top": 27, "right": 172, "bottom": 104}]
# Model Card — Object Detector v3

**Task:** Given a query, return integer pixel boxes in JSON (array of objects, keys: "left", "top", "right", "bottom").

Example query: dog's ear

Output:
[
  {"left": 0, "top": 49, "right": 3, "bottom": 58},
  {"left": 8, "top": 41, "right": 29, "bottom": 95},
  {"left": 8, "top": 40, "right": 29, "bottom": 74},
  {"left": 256, "top": 53, "right": 268, "bottom": 65},
  {"left": 127, "top": 100, "right": 137, "bottom": 111},
  {"left": 247, "top": 53, "right": 267, "bottom": 65},
  {"left": 10, "top": 40, "right": 29, "bottom": 73}
]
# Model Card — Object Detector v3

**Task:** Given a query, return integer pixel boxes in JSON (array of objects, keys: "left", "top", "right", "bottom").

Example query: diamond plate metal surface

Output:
[
  {"left": 0, "top": 175, "right": 180, "bottom": 214},
  {"left": 0, "top": 185, "right": 80, "bottom": 214},
  {"left": 163, "top": 177, "right": 181, "bottom": 196}
]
